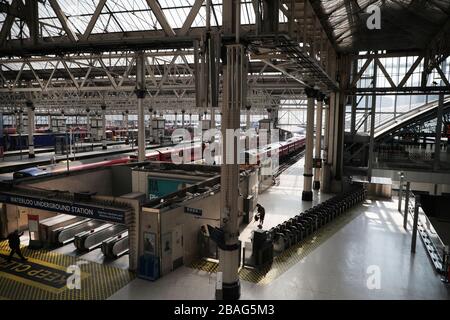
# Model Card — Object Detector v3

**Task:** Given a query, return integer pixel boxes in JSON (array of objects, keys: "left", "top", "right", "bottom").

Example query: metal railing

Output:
[{"left": 402, "top": 189, "right": 444, "bottom": 273}]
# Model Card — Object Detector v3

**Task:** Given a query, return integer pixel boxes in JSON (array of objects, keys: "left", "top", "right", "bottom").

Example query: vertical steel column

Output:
[
  {"left": 434, "top": 94, "right": 444, "bottom": 171},
  {"left": 125, "top": 111, "right": 129, "bottom": 142},
  {"left": 313, "top": 93, "right": 324, "bottom": 190},
  {"left": 19, "top": 110, "right": 23, "bottom": 135},
  {"left": 101, "top": 105, "right": 107, "bottom": 150},
  {"left": 181, "top": 110, "right": 186, "bottom": 129},
  {"left": 303, "top": 87, "right": 317, "bottom": 201},
  {"left": 411, "top": 195, "right": 420, "bottom": 253},
  {"left": 26, "top": 101, "right": 35, "bottom": 158},
  {"left": 403, "top": 181, "right": 410, "bottom": 230},
  {"left": 136, "top": 51, "right": 146, "bottom": 162},
  {"left": 350, "top": 59, "right": 358, "bottom": 135},
  {"left": 321, "top": 96, "right": 331, "bottom": 193},
  {"left": 246, "top": 105, "right": 251, "bottom": 130},
  {"left": 86, "top": 108, "right": 91, "bottom": 142},
  {"left": 211, "top": 108, "right": 216, "bottom": 128},
  {"left": 398, "top": 172, "right": 404, "bottom": 212},
  {"left": 217, "top": 0, "right": 241, "bottom": 300},
  {"left": 368, "top": 60, "right": 378, "bottom": 182},
  {"left": 148, "top": 108, "right": 153, "bottom": 143},
  {"left": 327, "top": 93, "right": 337, "bottom": 184},
  {"left": 218, "top": 44, "right": 244, "bottom": 300}
]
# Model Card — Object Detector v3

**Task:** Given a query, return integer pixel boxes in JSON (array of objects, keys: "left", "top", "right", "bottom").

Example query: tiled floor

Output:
[{"left": 110, "top": 158, "right": 450, "bottom": 300}]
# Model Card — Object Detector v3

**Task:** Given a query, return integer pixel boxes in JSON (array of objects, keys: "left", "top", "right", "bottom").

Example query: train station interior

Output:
[{"left": 0, "top": 0, "right": 449, "bottom": 301}]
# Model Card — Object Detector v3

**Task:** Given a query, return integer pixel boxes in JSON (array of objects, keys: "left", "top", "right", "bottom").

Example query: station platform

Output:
[
  {"left": 2, "top": 141, "right": 126, "bottom": 158},
  {"left": 239, "top": 156, "right": 333, "bottom": 244},
  {"left": 0, "top": 143, "right": 159, "bottom": 174},
  {"left": 108, "top": 157, "right": 450, "bottom": 300},
  {"left": 0, "top": 240, "right": 134, "bottom": 300}
]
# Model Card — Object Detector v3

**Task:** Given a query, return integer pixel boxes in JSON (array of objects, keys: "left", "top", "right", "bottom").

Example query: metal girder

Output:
[
  {"left": 350, "top": 52, "right": 450, "bottom": 95},
  {"left": 82, "top": 0, "right": 108, "bottom": 41},
  {"left": 48, "top": 0, "right": 79, "bottom": 43},
  {"left": 145, "top": 0, "right": 176, "bottom": 37},
  {"left": 178, "top": 0, "right": 204, "bottom": 36},
  {"left": 0, "top": 0, "right": 24, "bottom": 45},
  {"left": 0, "top": 1, "right": 26, "bottom": 20}
]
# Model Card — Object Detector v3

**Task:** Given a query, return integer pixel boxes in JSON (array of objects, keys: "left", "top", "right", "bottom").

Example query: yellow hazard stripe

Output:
[{"left": 189, "top": 205, "right": 362, "bottom": 285}]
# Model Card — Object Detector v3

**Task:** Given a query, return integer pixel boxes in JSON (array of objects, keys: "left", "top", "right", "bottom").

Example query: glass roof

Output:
[{"left": 0, "top": 0, "right": 271, "bottom": 37}]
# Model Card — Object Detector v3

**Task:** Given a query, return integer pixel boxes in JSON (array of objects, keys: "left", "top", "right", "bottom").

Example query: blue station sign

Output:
[{"left": 0, "top": 192, "right": 127, "bottom": 224}]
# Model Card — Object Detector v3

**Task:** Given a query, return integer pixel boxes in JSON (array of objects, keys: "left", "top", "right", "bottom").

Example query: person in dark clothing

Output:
[
  {"left": 255, "top": 204, "right": 266, "bottom": 229},
  {"left": 7, "top": 230, "right": 27, "bottom": 262}
]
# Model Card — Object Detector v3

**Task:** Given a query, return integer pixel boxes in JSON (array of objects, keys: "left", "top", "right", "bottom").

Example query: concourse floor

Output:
[{"left": 110, "top": 157, "right": 450, "bottom": 300}]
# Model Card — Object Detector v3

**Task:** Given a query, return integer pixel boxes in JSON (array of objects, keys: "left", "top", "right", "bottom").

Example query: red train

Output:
[
  {"left": 13, "top": 135, "right": 306, "bottom": 178},
  {"left": 245, "top": 135, "right": 306, "bottom": 164}
]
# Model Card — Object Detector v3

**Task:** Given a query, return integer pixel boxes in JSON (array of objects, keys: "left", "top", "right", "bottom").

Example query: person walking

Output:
[
  {"left": 7, "top": 230, "right": 27, "bottom": 262},
  {"left": 255, "top": 204, "right": 266, "bottom": 229}
]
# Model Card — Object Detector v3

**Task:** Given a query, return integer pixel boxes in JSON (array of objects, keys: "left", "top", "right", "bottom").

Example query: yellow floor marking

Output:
[
  {"left": 0, "top": 240, "right": 135, "bottom": 300},
  {"left": 189, "top": 205, "right": 363, "bottom": 285}
]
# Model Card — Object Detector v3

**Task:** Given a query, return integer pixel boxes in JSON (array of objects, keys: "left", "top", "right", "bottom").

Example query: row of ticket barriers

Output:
[
  {"left": 34, "top": 214, "right": 129, "bottom": 259},
  {"left": 250, "top": 184, "right": 367, "bottom": 268}
]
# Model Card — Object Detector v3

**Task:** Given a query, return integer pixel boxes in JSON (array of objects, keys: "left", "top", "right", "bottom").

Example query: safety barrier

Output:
[{"left": 269, "top": 185, "right": 366, "bottom": 255}]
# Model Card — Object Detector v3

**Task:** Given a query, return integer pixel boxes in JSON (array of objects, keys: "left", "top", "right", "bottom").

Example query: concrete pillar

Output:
[
  {"left": 321, "top": 96, "right": 331, "bottom": 193},
  {"left": 302, "top": 87, "right": 318, "bottom": 201},
  {"left": 26, "top": 101, "right": 35, "bottom": 158},
  {"left": 101, "top": 105, "right": 107, "bottom": 150},
  {"left": 136, "top": 51, "right": 146, "bottom": 162},
  {"left": 189, "top": 113, "right": 192, "bottom": 126},
  {"left": 48, "top": 114, "right": 52, "bottom": 131},
  {"left": 313, "top": 93, "right": 324, "bottom": 190}
]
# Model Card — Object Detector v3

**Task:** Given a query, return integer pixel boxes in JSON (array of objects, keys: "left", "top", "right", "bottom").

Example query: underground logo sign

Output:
[
  {"left": 0, "top": 193, "right": 126, "bottom": 224},
  {"left": 0, "top": 254, "right": 69, "bottom": 289}
]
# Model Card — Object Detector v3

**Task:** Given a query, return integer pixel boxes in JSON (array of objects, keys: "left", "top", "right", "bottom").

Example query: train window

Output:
[{"left": 13, "top": 172, "right": 27, "bottom": 179}]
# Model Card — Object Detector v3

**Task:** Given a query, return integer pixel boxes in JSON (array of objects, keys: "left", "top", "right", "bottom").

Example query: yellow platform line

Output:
[
  {"left": 189, "top": 205, "right": 363, "bottom": 285},
  {"left": 0, "top": 241, "right": 135, "bottom": 300}
]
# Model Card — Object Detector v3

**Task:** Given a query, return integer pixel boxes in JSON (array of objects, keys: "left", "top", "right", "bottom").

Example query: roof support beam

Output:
[
  {"left": 178, "top": 0, "right": 204, "bottom": 36},
  {"left": 0, "top": 0, "right": 26, "bottom": 19},
  {"left": 0, "top": 0, "right": 23, "bottom": 46},
  {"left": 350, "top": 57, "right": 372, "bottom": 87},
  {"left": 145, "top": 0, "right": 176, "bottom": 37},
  {"left": 49, "top": 0, "right": 79, "bottom": 42},
  {"left": 82, "top": 0, "right": 107, "bottom": 40},
  {"left": 375, "top": 58, "right": 396, "bottom": 88},
  {"left": 398, "top": 56, "right": 423, "bottom": 88}
]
